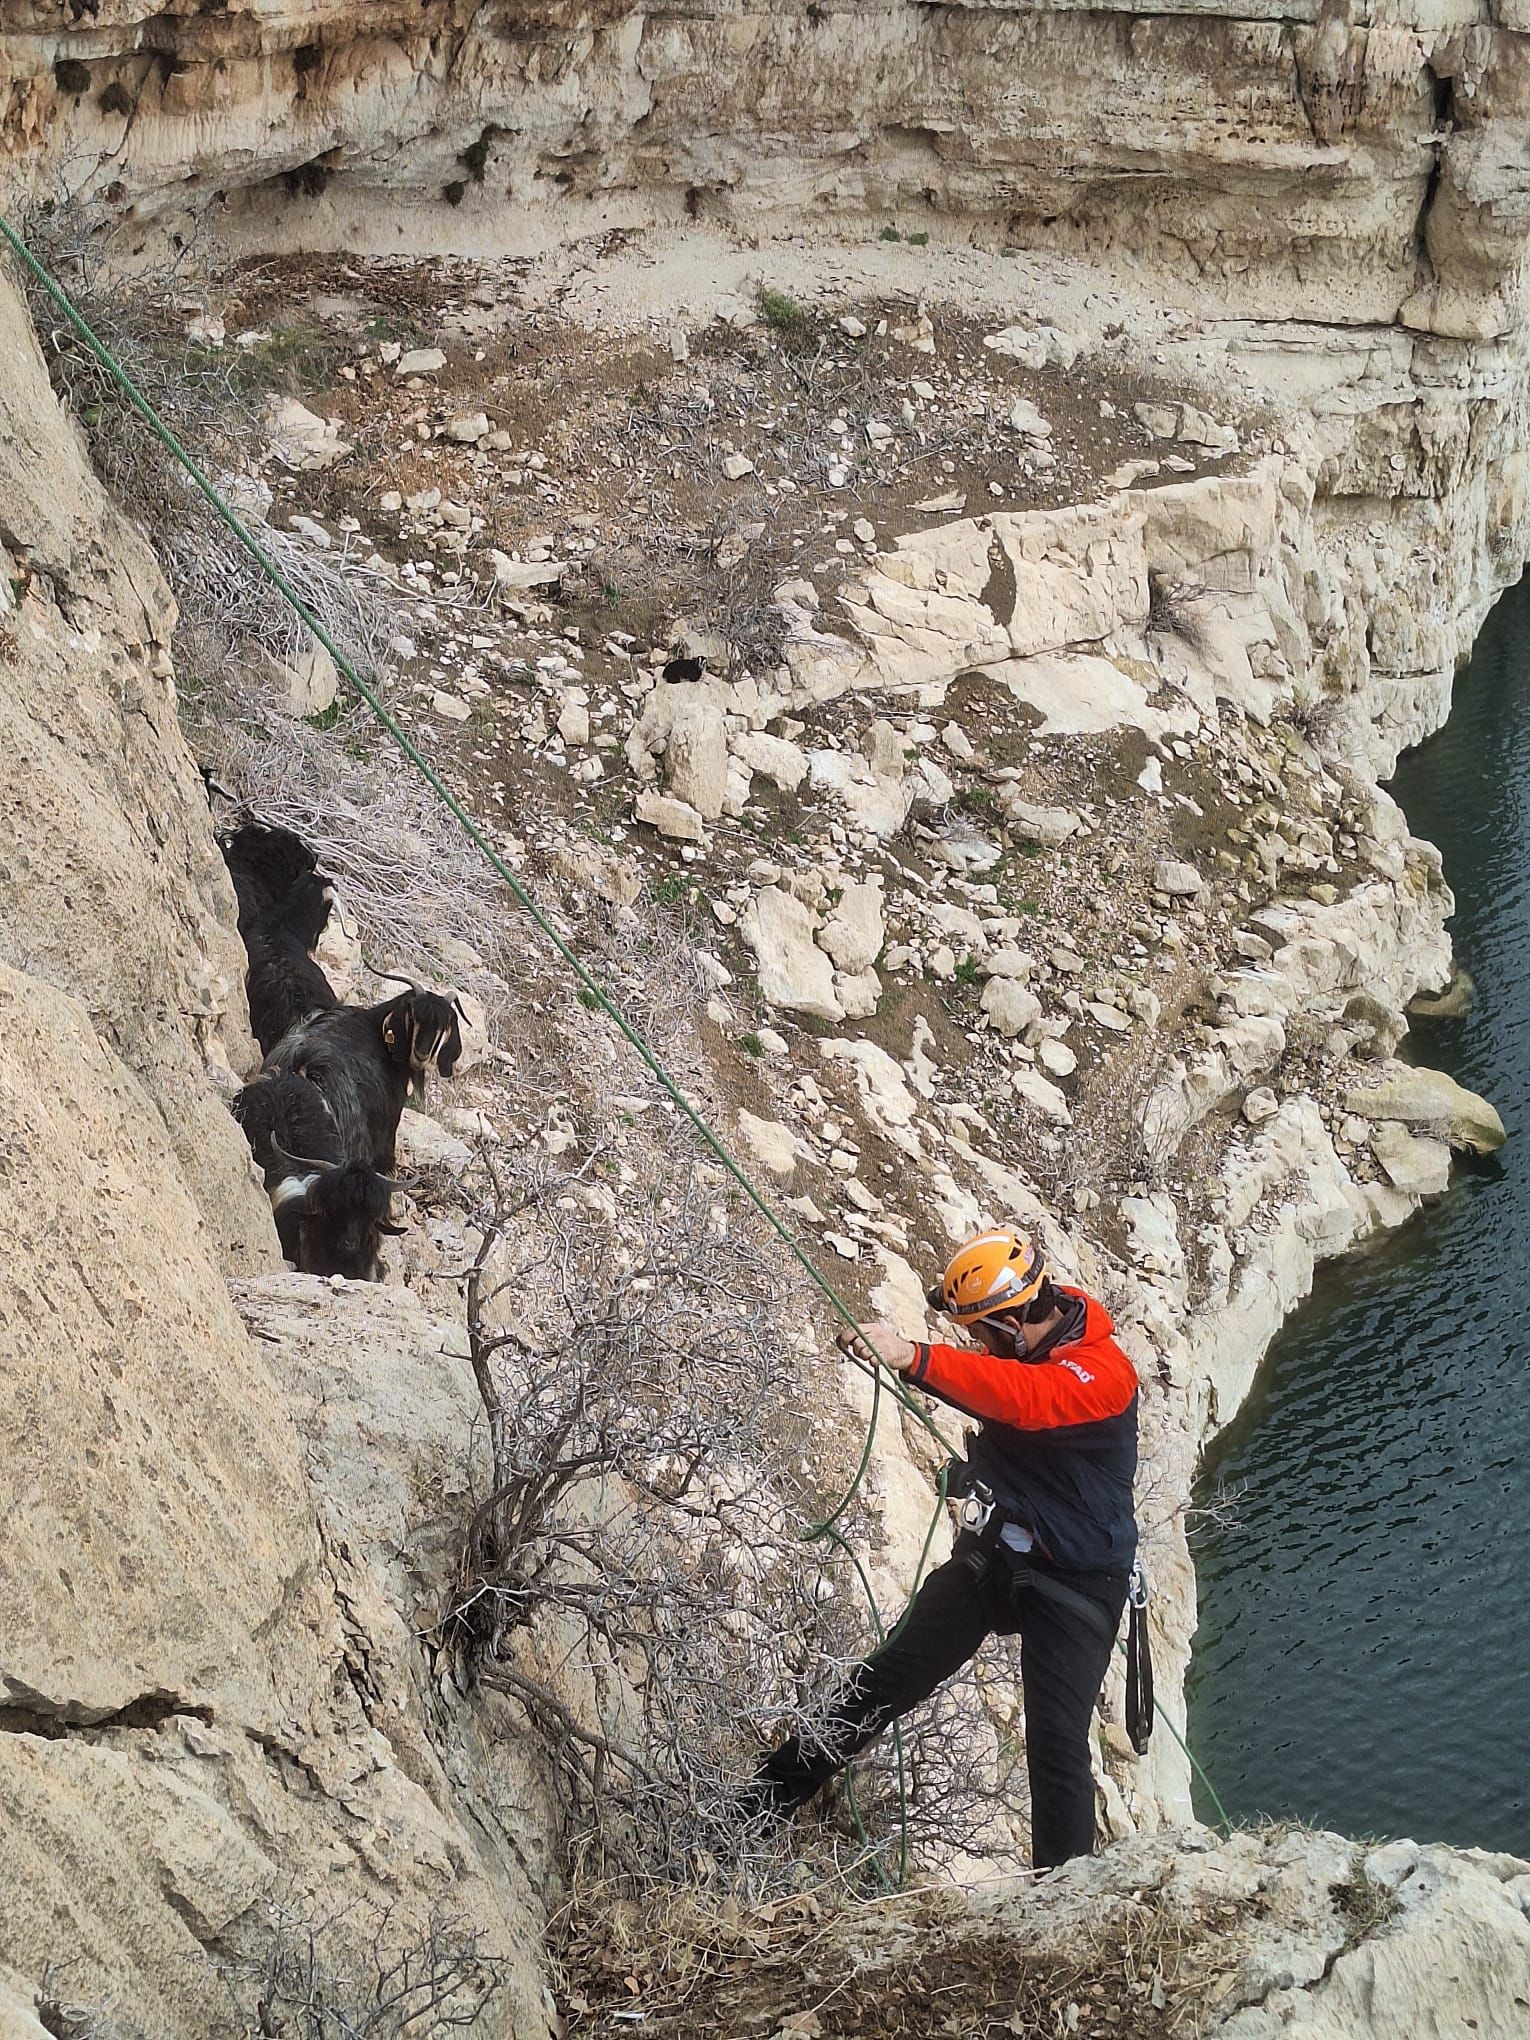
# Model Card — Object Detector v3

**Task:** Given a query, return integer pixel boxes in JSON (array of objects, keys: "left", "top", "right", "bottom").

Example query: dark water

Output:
[{"left": 1187, "top": 581, "right": 1529, "bottom": 1853}]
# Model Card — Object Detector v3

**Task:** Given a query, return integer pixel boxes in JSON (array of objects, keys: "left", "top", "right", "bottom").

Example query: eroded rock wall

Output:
[{"left": 2, "top": 3, "right": 1523, "bottom": 334}]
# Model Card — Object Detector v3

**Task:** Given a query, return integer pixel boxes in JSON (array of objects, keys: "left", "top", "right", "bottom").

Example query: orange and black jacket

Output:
[{"left": 910, "top": 1286, "right": 1139, "bottom": 1576}]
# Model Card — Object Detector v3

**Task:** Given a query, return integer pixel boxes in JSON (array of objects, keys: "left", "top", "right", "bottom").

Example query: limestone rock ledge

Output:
[{"left": 575, "top": 1826, "right": 1530, "bottom": 2037}]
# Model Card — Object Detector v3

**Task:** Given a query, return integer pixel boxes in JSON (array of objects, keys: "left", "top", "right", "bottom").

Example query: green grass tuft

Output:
[{"left": 758, "top": 288, "right": 814, "bottom": 338}]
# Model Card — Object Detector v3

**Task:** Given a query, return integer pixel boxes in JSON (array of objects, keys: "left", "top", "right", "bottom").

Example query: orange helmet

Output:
[{"left": 934, "top": 1228, "right": 1048, "bottom": 1326}]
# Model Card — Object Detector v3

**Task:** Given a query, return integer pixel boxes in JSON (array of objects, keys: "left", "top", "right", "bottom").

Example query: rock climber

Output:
[{"left": 749, "top": 1227, "right": 1144, "bottom": 1870}]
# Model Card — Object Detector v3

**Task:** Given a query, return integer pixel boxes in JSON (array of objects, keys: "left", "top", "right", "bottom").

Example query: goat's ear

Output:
[
  {"left": 382, "top": 1016, "right": 399, "bottom": 1051},
  {"left": 437, "top": 1016, "right": 464, "bottom": 1078}
]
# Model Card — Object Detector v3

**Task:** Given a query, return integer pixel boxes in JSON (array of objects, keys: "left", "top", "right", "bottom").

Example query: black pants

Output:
[{"left": 758, "top": 1542, "right": 1127, "bottom": 1869}]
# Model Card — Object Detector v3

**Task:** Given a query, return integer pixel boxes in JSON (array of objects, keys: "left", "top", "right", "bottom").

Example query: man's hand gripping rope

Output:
[{"left": 835, "top": 1321, "right": 918, "bottom": 1378}]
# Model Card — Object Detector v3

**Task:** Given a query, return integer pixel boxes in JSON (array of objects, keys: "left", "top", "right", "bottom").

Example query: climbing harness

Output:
[{"left": 0, "top": 211, "right": 1231, "bottom": 1871}]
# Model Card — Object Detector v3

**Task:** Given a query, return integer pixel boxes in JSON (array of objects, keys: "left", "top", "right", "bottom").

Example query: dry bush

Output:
[
  {"left": 198, "top": 693, "right": 509, "bottom": 998},
  {"left": 438, "top": 1138, "right": 868, "bottom": 1890},
  {"left": 20, "top": 206, "right": 401, "bottom": 705},
  {"left": 225, "top": 1897, "right": 504, "bottom": 2038},
  {"left": 435, "top": 1131, "right": 1052, "bottom": 1902}
]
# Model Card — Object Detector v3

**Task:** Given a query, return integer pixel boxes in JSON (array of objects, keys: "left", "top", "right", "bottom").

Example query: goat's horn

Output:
[{"left": 270, "top": 1135, "right": 334, "bottom": 1172}]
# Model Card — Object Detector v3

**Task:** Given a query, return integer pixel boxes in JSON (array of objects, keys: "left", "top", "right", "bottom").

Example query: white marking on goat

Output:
[{"left": 270, "top": 1171, "right": 321, "bottom": 1211}]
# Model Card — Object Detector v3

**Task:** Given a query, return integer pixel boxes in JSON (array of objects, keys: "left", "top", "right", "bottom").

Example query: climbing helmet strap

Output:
[{"left": 1125, "top": 1559, "right": 1154, "bottom": 1755}]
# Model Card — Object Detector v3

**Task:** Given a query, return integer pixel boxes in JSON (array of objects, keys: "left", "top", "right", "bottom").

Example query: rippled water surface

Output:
[{"left": 1187, "top": 582, "right": 1529, "bottom": 1853}]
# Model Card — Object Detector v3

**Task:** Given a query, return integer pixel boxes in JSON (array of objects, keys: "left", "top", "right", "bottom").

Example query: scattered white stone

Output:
[
  {"left": 396, "top": 347, "right": 447, "bottom": 377},
  {"left": 818, "top": 880, "right": 886, "bottom": 975},
  {"left": 267, "top": 397, "right": 352, "bottom": 472},
  {"left": 557, "top": 701, "right": 590, "bottom": 747},
  {"left": 1134, "top": 401, "right": 1179, "bottom": 439},
  {"left": 840, "top": 315, "right": 867, "bottom": 338},
  {"left": 1009, "top": 398, "right": 1052, "bottom": 439},
  {"left": 490, "top": 550, "right": 565, "bottom": 593},
  {"left": 634, "top": 790, "right": 707, "bottom": 843},
  {"left": 277, "top": 641, "right": 338, "bottom": 718},
  {"left": 1242, "top": 1086, "right": 1280, "bottom": 1126},
  {"left": 1085, "top": 1001, "right": 1132, "bottom": 1033},
  {"left": 1013, "top": 1067, "right": 1072, "bottom": 1124},
  {"left": 834, "top": 967, "right": 883, "bottom": 1020},
  {"left": 445, "top": 412, "right": 490, "bottom": 444},
  {"left": 1038, "top": 1037, "right": 1077, "bottom": 1078},
  {"left": 722, "top": 451, "right": 756, "bottom": 481},
  {"left": 732, "top": 730, "right": 808, "bottom": 793},
  {"left": 664, "top": 700, "right": 730, "bottom": 819},
  {"left": 982, "top": 978, "right": 1042, "bottom": 1039},
  {"left": 742, "top": 888, "right": 842, "bottom": 1022},
  {"left": 983, "top": 948, "right": 1035, "bottom": 981},
  {"left": 1153, "top": 858, "right": 1203, "bottom": 897},
  {"left": 737, "top": 1110, "right": 800, "bottom": 1177},
  {"left": 1000, "top": 795, "right": 1081, "bottom": 846},
  {"left": 431, "top": 690, "right": 472, "bottom": 722}
]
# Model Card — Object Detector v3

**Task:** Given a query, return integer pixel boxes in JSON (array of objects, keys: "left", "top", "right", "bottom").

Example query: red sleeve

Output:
[{"left": 909, "top": 1338, "right": 1136, "bottom": 1431}]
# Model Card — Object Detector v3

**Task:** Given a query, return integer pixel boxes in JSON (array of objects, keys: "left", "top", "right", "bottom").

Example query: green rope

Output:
[{"left": 0, "top": 212, "right": 1230, "bottom": 1868}]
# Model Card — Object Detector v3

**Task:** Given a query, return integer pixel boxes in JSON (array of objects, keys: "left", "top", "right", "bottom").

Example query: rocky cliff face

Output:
[
  {"left": 4, "top": 2, "right": 1530, "bottom": 2034},
  {"left": 0, "top": 260, "right": 553, "bottom": 2036}
]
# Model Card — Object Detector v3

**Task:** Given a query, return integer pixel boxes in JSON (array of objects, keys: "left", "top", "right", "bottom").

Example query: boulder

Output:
[
  {"left": 983, "top": 947, "right": 1035, "bottom": 981},
  {"left": 1038, "top": 1037, "right": 1077, "bottom": 1078},
  {"left": 742, "top": 888, "right": 842, "bottom": 1022},
  {"left": 1371, "top": 1122, "right": 1452, "bottom": 1196},
  {"left": 266, "top": 397, "right": 351, "bottom": 472},
  {"left": 664, "top": 699, "right": 730, "bottom": 819},
  {"left": 981, "top": 978, "right": 1041, "bottom": 1038},
  {"left": 733, "top": 730, "right": 809, "bottom": 793},
  {"left": 999, "top": 794, "right": 1081, "bottom": 846},
  {"left": 737, "top": 1109, "right": 800, "bottom": 1177},
  {"left": 817, "top": 880, "right": 885, "bottom": 975},
  {"left": 1408, "top": 969, "right": 1475, "bottom": 1020},
  {"left": 1013, "top": 1067, "right": 1071, "bottom": 1123},
  {"left": 490, "top": 550, "right": 566, "bottom": 593},
  {"left": 1154, "top": 857, "right": 1203, "bottom": 897},
  {"left": 634, "top": 790, "right": 706, "bottom": 842},
  {"left": 1345, "top": 1062, "right": 1506, "bottom": 1154},
  {"left": 1242, "top": 1086, "right": 1280, "bottom": 1126},
  {"left": 834, "top": 967, "right": 883, "bottom": 1020}
]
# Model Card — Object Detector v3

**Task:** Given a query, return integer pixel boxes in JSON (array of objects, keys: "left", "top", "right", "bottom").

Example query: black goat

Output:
[
  {"left": 233, "top": 1071, "right": 405, "bottom": 1281},
  {"left": 244, "top": 870, "right": 340, "bottom": 1057},
  {"left": 262, "top": 986, "right": 464, "bottom": 1175},
  {"left": 219, "top": 821, "right": 319, "bottom": 942}
]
